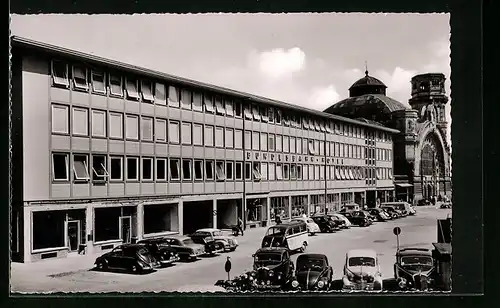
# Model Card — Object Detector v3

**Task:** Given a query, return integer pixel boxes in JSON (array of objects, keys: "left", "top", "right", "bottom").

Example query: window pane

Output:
[
  {"left": 296, "top": 138, "right": 302, "bottom": 154},
  {"left": 110, "top": 157, "right": 123, "bottom": 180},
  {"left": 109, "top": 113, "right": 123, "bottom": 139},
  {"left": 215, "top": 127, "right": 224, "bottom": 147},
  {"left": 51, "top": 60, "right": 69, "bottom": 86},
  {"left": 52, "top": 104, "right": 69, "bottom": 134},
  {"left": 141, "top": 80, "right": 154, "bottom": 102},
  {"left": 109, "top": 74, "right": 123, "bottom": 96},
  {"left": 91, "top": 71, "right": 105, "bottom": 93},
  {"left": 205, "top": 95, "right": 215, "bottom": 113},
  {"left": 194, "top": 160, "right": 203, "bottom": 180},
  {"left": 125, "top": 115, "right": 139, "bottom": 140},
  {"left": 225, "top": 128, "right": 234, "bottom": 148},
  {"left": 205, "top": 161, "right": 214, "bottom": 180},
  {"left": 141, "top": 158, "right": 153, "bottom": 180},
  {"left": 125, "top": 78, "right": 139, "bottom": 99},
  {"left": 290, "top": 137, "right": 296, "bottom": 154},
  {"left": 92, "top": 110, "right": 106, "bottom": 137},
  {"left": 226, "top": 100, "right": 234, "bottom": 116},
  {"left": 204, "top": 125, "right": 214, "bottom": 146},
  {"left": 260, "top": 133, "right": 268, "bottom": 151},
  {"left": 283, "top": 136, "right": 289, "bottom": 153},
  {"left": 234, "top": 129, "right": 243, "bottom": 149},
  {"left": 268, "top": 163, "right": 275, "bottom": 181},
  {"left": 182, "top": 122, "right": 192, "bottom": 145},
  {"left": 169, "top": 121, "right": 180, "bottom": 143},
  {"left": 235, "top": 162, "right": 242, "bottom": 180},
  {"left": 244, "top": 131, "right": 251, "bottom": 150},
  {"left": 276, "top": 135, "right": 282, "bottom": 152},
  {"left": 156, "top": 159, "right": 166, "bottom": 180},
  {"left": 169, "top": 159, "right": 180, "bottom": 180},
  {"left": 252, "top": 132, "right": 260, "bottom": 150},
  {"left": 168, "top": 86, "right": 180, "bottom": 107},
  {"left": 226, "top": 162, "right": 233, "bottom": 180},
  {"left": 141, "top": 117, "right": 153, "bottom": 141},
  {"left": 260, "top": 163, "right": 268, "bottom": 180},
  {"left": 155, "top": 119, "right": 167, "bottom": 142},
  {"left": 126, "top": 158, "right": 138, "bottom": 180},
  {"left": 193, "top": 92, "right": 203, "bottom": 111},
  {"left": 181, "top": 89, "right": 192, "bottom": 109},
  {"left": 155, "top": 83, "right": 166, "bottom": 104},
  {"left": 73, "top": 155, "right": 89, "bottom": 180},
  {"left": 193, "top": 124, "right": 203, "bottom": 145},
  {"left": 72, "top": 107, "right": 88, "bottom": 136},
  {"left": 52, "top": 154, "right": 68, "bottom": 180},
  {"left": 268, "top": 134, "right": 275, "bottom": 152}
]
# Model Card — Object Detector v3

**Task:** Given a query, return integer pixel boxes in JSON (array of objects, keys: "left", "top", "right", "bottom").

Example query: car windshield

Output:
[
  {"left": 182, "top": 239, "right": 195, "bottom": 245},
  {"left": 401, "top": 256, "right": 433, "bottom": 266},
  {"left": 212, "top": 231, "right": 223, "bottom": 237},
  {"left": 192, "top": 232, "right": 211, "bottom": 238},
  {"left": 137, "top": 248, "right": 150, "bottom": 256},
  {"left": 348, "top": 257, "right": 376, "bottom": 267},
  {"left": 266, "top": 226, "right": 286, "bottom": 236},
  {"left": 254, "top": 253, "right": 282, "bottom": 265},
  {"left": 306, "top": 219, "right": 315, "bottom": 224},
  {"left": 297, "top": 257, "right": 325, "bottom": 271}
]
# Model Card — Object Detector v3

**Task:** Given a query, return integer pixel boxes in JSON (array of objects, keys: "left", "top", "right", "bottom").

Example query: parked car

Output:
[
  {"left": 394, "top": 248, "right": 436, "bottom": 291},
  {"left": 329, "top": 213, "right": 352, "bottom": 228},
  {"left": 382, "top": 202, "right": 411, "bottom": 216},
  {"left": 367, "top": 208, "right": 390, "bottom": 222},
  {"left": 291, "top": 217, "right": 321, "bottom": 235},
  {"left": 340, "top": 203, "right": 361, "bottom": 212},
  {"left": 160, "top": 236, "right": 208, "bottom": 261},
  {"left": 343, "top": 211, "right": 373, "bottom": 227},
  {"left": 440, "top": 202, "right": 452, "bottom": 209},
  {"left": 94, "top": 244, "right": 160, "bottom": 274},
  {"left": 291, "top": 253, "right": 334, "bottom": 291},
  {"left": 310, "top": 214, "right": 340, "bottom": 233},
  {"left": 136, "top": 239, "right": 179, "bottom": 266},
  {"left": 192, "top": 228, "right": 239, "bottom": 252},
  {"left": 251, "top": 247, "right": 295, "bottom": 290},
  {"left": 380, "top": 205, "right": 401, "bottom": 219},
  {"left": 328, "top": 214, "right": 349, "bottom": 229},
  {"left": 342, "top": 249, "right": 383, "bottom": 291},
  {"left": 408, "top": 206, "right": 417, "bottom": 215},
  {"left": 261, "top": 221, "right": 309, "bottom": 252}
]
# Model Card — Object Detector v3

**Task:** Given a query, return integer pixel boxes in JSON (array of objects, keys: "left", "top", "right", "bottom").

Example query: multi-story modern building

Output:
[{"left": 10, "top": 37, "right": 398, "bottom": 263}]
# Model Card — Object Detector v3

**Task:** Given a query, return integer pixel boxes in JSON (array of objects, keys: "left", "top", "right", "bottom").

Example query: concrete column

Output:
[
  {"left": 136, "top": 203, "right": 144, "bottom": 241},
  {"left": 352, "top": 191, "right": 355, "bottom": 204},
  {"left": 85, "top": 205, "right": 94, "bottom": 254},
  {"left": 307, "top": 194, "right": 311, "bottom": 216},
  {"left": 178, "top": 200, "right": 184, "bottom": 235},
  {"left": 288, "top": 195, "right": 293, "bottom": 219},
  {"left": 266, "top": 196, "right": 271, "bottom": 226},
  {"left": 212, "top": 198, "right": 217, "bottom": 229},
  {"left": 23, "top": 207, "right": 31, "bottom": 263}
]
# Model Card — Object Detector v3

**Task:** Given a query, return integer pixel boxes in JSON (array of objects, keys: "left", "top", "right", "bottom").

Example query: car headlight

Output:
[
  {"left": 269, "top": 270, "right": 274, "bottom": 277},
  {"left": 292, "top": 280, "right": 299, "bottom": 288},
  {"left": 317, "top": 280, "right": 325, "bottom": 288}
]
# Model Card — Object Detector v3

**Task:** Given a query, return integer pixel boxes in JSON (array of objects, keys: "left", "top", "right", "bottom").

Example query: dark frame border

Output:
[{"left": 6, "top": 0, "right": 487, "bottom": 307}]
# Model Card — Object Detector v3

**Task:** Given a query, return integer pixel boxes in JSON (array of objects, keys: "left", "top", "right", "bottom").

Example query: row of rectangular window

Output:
[
  {"left": 52, "top": 153, "right": 393, "bottom": 184},
  {"left": 50, "top": 60, "right": 392, "bottom": 143},
  {"left": 51, "top": 104, "right": 392, "bottom": 160}
]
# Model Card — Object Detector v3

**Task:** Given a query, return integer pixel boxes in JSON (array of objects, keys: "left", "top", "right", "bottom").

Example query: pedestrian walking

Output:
[
  {"left": 275, "top": 215, "right": 282, "bottom": 225},
  {"left": 237, "top": 217, "right": 244, "bottom": 236}
]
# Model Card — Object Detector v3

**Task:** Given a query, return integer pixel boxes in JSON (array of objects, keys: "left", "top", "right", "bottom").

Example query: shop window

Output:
[
  {"left": 109, "top": 112, "right": 123, "bottom": 139},
  {"left": 169, "top": 121, "right": 180, "bottom": 144},
  {"left": 110, "top": 156, "right": 123, "bottom": 181},
  {"left": 32, "top": 211, "right": 65, "bottom": 250},
  {"left": 276, "top": 135, "right": 283, "bottom": 152},
  {"left": 244, "top": 131, "right": 251, "bottom": 150},
  {"left": 283, "top": 136, "right": 290, "bottom": 153},
  {"left": 268, "top": 163, "right": 276, "bottom": 181},
  {"left": 235, "top": 162, "right": 243, "bottom": 180},
  {"left": 92, "top": 155, "right": 109, "bottom": 182},
  {"left": 155, "top": 118, "right": 167, "bottom": 142},
  {"left": 253, "top": 162, "right": 262, "bottom": 181},
  {"left": 144, "top": 204, "right": 173, "bottom": 234},
  {"left": 215, "top": 126, "right": 224, "bottom": 147},
  {"left": 181, "top": 89, "right": 192, "bottom": 110},
  {"left": 72, "top": 107, "right": 89, "bottom": 136},
  {"left": 192, "top": 91, "right": 203, "bottom": 111},
  {"left": 260, "top": 132, "right": 268, "bottom": 151},
  {"left": 51, "top": 104, "right": 69, "bottom": 134},
  {"left": 92, "top": 110, "right": 107, "bottom": 138},
  {"left": 283, "top": 164, "right": 290, "bottom": 180},
  {"left": 215, "top": 96, "right": 225, "bottom": 115},
  {"left": 216, "top": 161, "right": 226, "bottom": 181},
  {"left": 155, "top": 82, "right": 167, "bottom": 105},
  {"left": 91, "top": 70, "right": 106, "bottom": 94},
  {"left": 204, "top": 125, "right": 214, "bottom": 146},
  {"left": 205, "top": 94, "right": 215, "bottom": 113},
  {"left": 193, "top": 124, "right": 203, "bottom": 145},
  {"left": 234, "top": 129, "right": 243, "bottom": 149},
  {"left": 276, "top": 163, "right": 283, "bottom": 180},
  {"left": 51, "top": 60, "right": 69, "bottom": 87},
  {"left": 73, "top": 154, "right": 90, "bottom": 181},
  {"left": 168, "top": 85, "right": 180, "bottom": 108},
  {"left": 290, "top": 164, "right": 297, "bottom": 180},
  {"left": 125, "top": 115, "right": 139, "bottom": 140},
  {"left": 244, "top": 104, "right": 252, "bottom": 119},
  {"left": 297, "top": 165, "right": 302, "bottom": 179},
  {"left": 126, "top": 157, "right": 139, "bottom": 181},
  {"left": 226, "top": 161, "right": 234, "bottom": 180},
  {"left": 52, "top": 153, "right": 69, "bottom": 181},
  {"left": 290, "top": 137, "right": 296, "bottom": 154},
  {"left": 142, "top": 157, "right": 153, "bottom": 181},
  {"left": 205, "top": 160, "right": 214, "bottom": 180},
  {"left": 94, "top": 207, "right": 121, "bottom": 242},
  {"left": 141, "top": 80, "right": 154, "bottom": 102},
  {"left": 156, "top": 158, "right": 167, "bottom": 181},
  {"left": 181, "top": 122, "right": 192, "bottom": 145},
  {"left": 234, "top": 101, "right": 242, "bottom": 118},
  {"left": 226, "top": 99, "right": 234, "bottom": 116},
  {"left": 268, "top": 134, "right": 275, "bottom": 152},
  {"left": 182, "top": 159, "right": 192, "bottom": 180},
  {"left": 252, "top": 105, "right": 261, "bottom": 121},
  {"left": 260, "top": 162, "right": 268, "bottom": 180},
  {"left": 169, "top": 159, "right": 180, "bottom": 180},
  {"left": 71, "top": 65, "right": 88, "bottom": 91},
  {"left": 225, "top": 128, "right": 234, "bottom": 148},
  {"left": 244, "top": 162, "right": 252, "bottom": 180},
  {"left": 261, "top": 107, "right": 269, "bottom": 122},
  {"left": 109, "top": 74, "right": 123, "bottom": 97},
  {"left": 125, "top": 78, "right": 140, "bottom": 100},
  {"left": 194, "top": 160, "right": 203, "bottom": 180}
]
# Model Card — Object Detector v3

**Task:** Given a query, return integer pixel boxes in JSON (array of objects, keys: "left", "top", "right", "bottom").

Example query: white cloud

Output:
[
  {"left": 308, "top": 85, "right": 341, "bottom": 110},
  {"left": 375, "top": 66, "right": 417, "bottom": 104},
  {"left": 255, "top": 47, "right": 306, "bottom": 79}
]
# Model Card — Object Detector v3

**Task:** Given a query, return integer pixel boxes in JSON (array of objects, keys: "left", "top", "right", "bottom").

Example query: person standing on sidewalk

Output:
[{"left": 237, "top": 217, "right": 244, "bottom": 236}]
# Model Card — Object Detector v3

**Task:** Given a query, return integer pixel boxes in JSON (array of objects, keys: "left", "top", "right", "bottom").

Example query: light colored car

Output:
[
  {"left": 195, "top": 228, "right": 239, "bottom": 252},
  {"left": 342, "top": 249, "right": 383, "bottom": 291},
  {"left": 330, "top": 213, "right": 352, "bottom": 228},
  {"left": 291, "top": 217, "right": 321, "bottom": 235}
]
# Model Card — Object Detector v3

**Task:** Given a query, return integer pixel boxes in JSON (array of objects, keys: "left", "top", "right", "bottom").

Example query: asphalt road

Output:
[{"left": 11, "top": 206, "right": 451, "bottom": 293}]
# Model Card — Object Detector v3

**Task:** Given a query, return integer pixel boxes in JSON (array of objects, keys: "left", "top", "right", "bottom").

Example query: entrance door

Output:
[
  {"left": 120, "top": 216, "right": 132, "bottom": 244},
  {"left": 67, "top": 220, "right": 80, "bottom": 252}
]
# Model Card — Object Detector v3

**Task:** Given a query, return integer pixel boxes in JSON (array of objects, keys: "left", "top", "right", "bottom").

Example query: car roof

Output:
[
  {"left": 398, "top": 248, "right": 432, "bottom": 256},
  {"left": 196, "top": 228, "right": 220, "bottom": 232},
  {"left": 347, "top": 249, "right": 377, "bottom": 258},
  {"left": 297, "top": 253, "right": 327, "bottom": 260},
  {"left": 163, "top": 235, "right": 190, "bottom": 240},
  {"left": 255, "top": 247, "right": 288, "bottom": 254}
]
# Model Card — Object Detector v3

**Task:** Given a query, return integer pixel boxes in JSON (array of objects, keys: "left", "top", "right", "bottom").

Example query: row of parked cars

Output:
[{"left": 94, "top": 228, "right": 239, "bottom": 274}]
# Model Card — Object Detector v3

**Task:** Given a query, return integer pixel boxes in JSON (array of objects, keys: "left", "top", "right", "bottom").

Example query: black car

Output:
[
  {"left": 250, "top": 247, "right": 295, "bottom": 290},
  {"left": 343, "top": 211, "right": 372, "bottom": 227},
  {"left": 137, "top": 239, "right": 179, "bottom": 266},
  {"left": 291, "top": 254, "right": 334, "bottom": 291},
  {"left": 311, "top": 215, "right": 339, "bottom": 232},
  {"left": 94, "top": 244, "right": 160, "bottom": 274},
  {"left": 328, "top": 214, "right": 348, "bottom": 229},
  {"left": 188, "top": 231, "right": 225, "bottom": 255},
  {"left": 394, "top": 248, "right": 436, "bottom": 291},
  {"left": 381, "top": 206, "right": 400, "bottom": 219},
  {"left": 368, "top": 208, "right": 389, "bottom": 222}
]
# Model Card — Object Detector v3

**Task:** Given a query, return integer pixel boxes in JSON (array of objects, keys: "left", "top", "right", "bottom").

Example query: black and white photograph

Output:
[{"left": 9, "top": 13, "right": 453, "bottom": 293}]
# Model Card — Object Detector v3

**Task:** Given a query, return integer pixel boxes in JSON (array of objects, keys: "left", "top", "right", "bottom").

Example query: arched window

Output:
[{"left": 420, "top": 134, "right": 446, "bottom": 177}]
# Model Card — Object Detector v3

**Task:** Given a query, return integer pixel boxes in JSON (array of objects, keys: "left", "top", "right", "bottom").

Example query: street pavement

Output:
[{"left": 10, "top": 205, "right": 451, "bottom": 293}]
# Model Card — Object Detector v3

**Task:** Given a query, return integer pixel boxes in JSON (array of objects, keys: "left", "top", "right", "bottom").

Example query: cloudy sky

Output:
[{"left": 10, "top": 13, "right": 451, "bottom": 144}]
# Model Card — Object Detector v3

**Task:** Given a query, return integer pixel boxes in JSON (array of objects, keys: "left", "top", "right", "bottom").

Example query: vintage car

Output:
[
  {"left": 192, "top": 228, "right": 239, "bottom": 252},
  {"left": 291, "top": 217, "right": 321, "bottom": 235},
  {"left": 251, "top": 247, "right": 295, "bottom": 290},
  {"left": 380, "top": 205, "right": 401, "bottom": 219},
  {"left": 343, "top": 211, "right": 373, "bottom": 227},
  {"left": 159, "top": 236, "right": 208, "bottom": 261},
  {"left": 342, "top": 249, "right": 383, "bottom": 291},
  {"left": 367, "top": 208, "right": 390, "bottom": 222},
  {"left": 408, "top": 206, "right": 417, "bottom": 215},
  {"left": 94, "top": 244, "right": 160, "bottom": 274},
  {"left": 382, "top": 202, "right": 410, "bottom": 216},
  {"left": 340, "top": 203, "right": 361, "bottom": 212},
  {"left": 310, "top": 214, "right": 340, "bottom": 232},
  {"left": 261, "top": 221, "right": 309, "bottom": 252},
  {"left": 440, "top": 202, "right": 452, "bottom": 209},
  {"left": 136, "top": 239, "right": 179, "bottom": 266},
  {"left": 329, "top": 213, "right": 352, "bottom": 228},
  {"left": 290, "top": 253, "right": 334, "bottom": 291},
  {"left": 394, "top": 248, "right": 436, "bottom": 291}
]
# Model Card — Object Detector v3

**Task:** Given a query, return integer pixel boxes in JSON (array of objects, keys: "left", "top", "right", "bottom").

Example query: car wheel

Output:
[
  {"left": 96, "top": 260, "right": 108, "bottom": 271},
  {"left": 131, "top": 264, "right": 140, "bottom": 274},
  {"left": 300, "top": 242, "right": 307, "bottom": 252}
]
